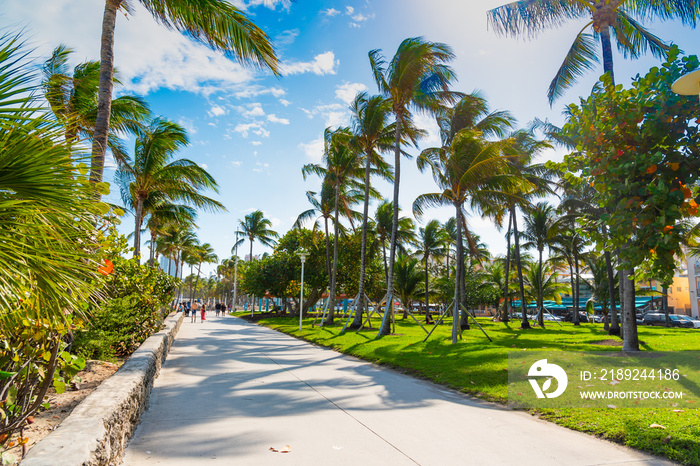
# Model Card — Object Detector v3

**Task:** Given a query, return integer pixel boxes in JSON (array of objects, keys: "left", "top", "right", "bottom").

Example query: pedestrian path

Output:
[{"left": 122, "top": 316, "right": 674, "bottom": 465}]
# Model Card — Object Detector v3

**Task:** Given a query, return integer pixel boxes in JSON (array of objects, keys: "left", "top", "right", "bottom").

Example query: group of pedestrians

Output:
[{"left": 177, "top": 301, "right": 229, "bottom": 323}]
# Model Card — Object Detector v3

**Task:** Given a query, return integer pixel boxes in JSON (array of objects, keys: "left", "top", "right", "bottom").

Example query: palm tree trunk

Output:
[
  {"left": 188, "top": 264, "right": 194, "bottom": 303},
  {"left": 513, "top": 207, "right": 529, "bottom": 329},
  {"left": 452, "top": 203, "right": 464, "bottom": 343},
  {"left": 133, "top": 197, "right": 144, "bottom": 260},
  {"left": 249, "top": 237, "right": 254, "bottom": 263},
  {"left": 324, "top": 216, "right": 331, "bottom": 279},
  {"left": 573, "top": 252, "right": 580, "bottom": 325},
  {"left": 600, "top": 25, "right": 615, "bottom": 84},
  {"left": 90, "top": 0, "right": 120, "bottom": 187},
  {"left": 503, "top": 211, "right": 512, "bottom": 322},
  {"left": 350, "top": 150, "right": 373, "bottom": 329},
  {"left": 382, "top": 239, "right": 388, "bottom": 284},
  {"left": 424, "top": 254, "right": 431, "bottom": 323},
  {"left": 149, "top": 228, "right": 157, "bottom": 265},
  {"left": 379, "top": 114, "right": 403, "bottom": 336},
  {"left": 603, "top": 228, "right": 620, "bottom": 335},
  {"left": 175, "top": 251, "right": 183, "bottom": 309},
  {"left": 537, "top": 248, "right": 545, "bottom": 327},
  {"left": 622, "top": 267, "right": 639, "bottom": 351},
  {"left": 324, "top": 183, "right": 341, "bottom": 325}
]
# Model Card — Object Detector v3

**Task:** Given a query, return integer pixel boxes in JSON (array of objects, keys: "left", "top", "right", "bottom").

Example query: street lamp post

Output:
[
  {"left": 233, "top": 229, "right": 240, "bottom": 311},
  {"left": 296, "top": 249, "right": 309, "bottom": 331}
]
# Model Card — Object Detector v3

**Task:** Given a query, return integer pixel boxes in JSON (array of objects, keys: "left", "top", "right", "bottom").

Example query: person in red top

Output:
[{"left": 200, "top": 304, "right": 206, "bottom": 322}]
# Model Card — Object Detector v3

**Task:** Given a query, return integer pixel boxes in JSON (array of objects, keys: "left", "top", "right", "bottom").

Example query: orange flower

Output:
[
  {"left": 98, "top": 259, "right": 114, "bottom": 276},
  {"left": 646, "top": 165, "right": 657, "bottom": 174},
  {"left": 669, "top": 162, "right": 680, "bottom": 171},
  {"left": 663, "top": 225, "right": 673, "bottom": 234}
]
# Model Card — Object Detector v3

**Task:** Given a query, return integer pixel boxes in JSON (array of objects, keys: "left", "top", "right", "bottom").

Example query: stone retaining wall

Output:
[{"left": 21, "top": 311, "right": 184, "bottom": 466}]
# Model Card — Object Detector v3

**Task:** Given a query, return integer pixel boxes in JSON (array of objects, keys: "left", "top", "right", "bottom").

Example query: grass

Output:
[{"left": 233, "top": 310, "right": 700, "bottom": 465}]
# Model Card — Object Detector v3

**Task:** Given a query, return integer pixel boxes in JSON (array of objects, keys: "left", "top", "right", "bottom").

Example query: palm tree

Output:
[
  {"left": 42, "top": 45, "right": 149, "bottom": 158},
  {"left": 145, "top": 199, "right": 197, "bottom": 264},
  {"left": 550, "top": 218, "right": 589, "bottom": 325},
  {"left": 393, "top": 253, "right": 424, "bottom": 322},
  {"left": 348, "top": 92, "right": 394, "bottom": 329},
  {"left": 414, "top": 93, "right": 522, "bottom": 341},
  {"left": 583, "top": 253, "right": 619, "bottom": 330},
  {"left": 302, "top": 127, "right": 363, "bottom": 324},
  {"left": 294, "top": 176, "right": 364, "bottom": 278},
  {"left": 488, "top": 0, "right": 700, "bottom": 105},
  {"left": 416, "top": 220, "right": 446, "bottom": 323},
  {"left": 90, "top": 0, "right": 279, "bottom": 190},
  {"left": 522, "top": 202, "right": 556, "bottom": 327},
  {"left": 487, "top": 1, "right": 699, "bottom": 104},
  {"left": 415, "top": 129, "right": 524, "bottom": 342},
  {"left": 522, "top": 261, "right": 570, "bottom": 310},
  {"left": 373, "top": 200, "right": 417, "bottom": 284},
  {"left": 370, "top": 37, "right": 461, "bottom": 336},
  {"left": 235, "top": 210, "right": 278, "bottom": 263},
  {"left": 0, "top": 34, "right": 103, "bottom": 438},
  {"left": 191, "top": 243, "right": 218, "bottom": 302},
  {"left": 116, "top": 117, "right": 224, "bottom": 260}
]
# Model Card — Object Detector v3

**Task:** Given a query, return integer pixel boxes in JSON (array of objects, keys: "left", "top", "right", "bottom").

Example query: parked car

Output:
[
  {"left": 676, "top": 315, "right": 700, "bottom": 329},
  {"left": 564, "top": 311, "right": 590, "bottom": 323},
  {"left": 642, "top": 313, "right": 694, "bottom": 328}
]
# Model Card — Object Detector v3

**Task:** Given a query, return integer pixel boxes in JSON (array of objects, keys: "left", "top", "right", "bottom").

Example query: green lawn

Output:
[{"left": 234, "top": 311, "right": 700, "bottom": 465}]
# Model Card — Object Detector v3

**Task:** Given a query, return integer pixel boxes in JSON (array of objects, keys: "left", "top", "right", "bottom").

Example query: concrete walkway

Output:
[{"left": 122, "top": 315, "right": 674, "bottom": 466}]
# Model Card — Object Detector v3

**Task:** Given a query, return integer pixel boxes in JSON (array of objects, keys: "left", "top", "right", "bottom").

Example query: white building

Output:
[{"left": 686, "top": 253, "right": 700, "bottom": 318}]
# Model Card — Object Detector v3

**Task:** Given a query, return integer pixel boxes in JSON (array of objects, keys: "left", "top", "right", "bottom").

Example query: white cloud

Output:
[
  {"left": 301, "top": 102, "right": 348, "bottom": 128},
  {"left": 281, "top": 51, "right": 338, "bottom": 76},
  {"left": 299, "top": 138, "right": 324, "bottom": 163},
  {"left": 279, "top": 99, "right": 291, "bottom": 107},
  {"left": 325, "top": 111, "right": 348, "bottom": 129},
  {"left": 208, "top": 105, "right": 227, "bottom": 117},
  {"left": 177, "top": 117, "right": 198, "bottom": 135},
  {"left": 275, "top": 29, "right": 300, "bottom": 48},
  {"left": 267, "top": 114, "right": 290, "bottom": 125},
  {"left": 413, "top": 113, "right": 441, "bottom": 148},
  {"left": 231, "top": 161, "right": 243, "bottom": 167},
  {"left": 345, "top": 6, "right": 355, "bottom": 15},
  {"left": 243, "top": 105, "right": 265, "bottom": 118},
  {"left": 233, "top": 122, "right": 270, "bottom": 138},
  {"left": 200, "top": 163, "right": 208, "bottom": 169},
  {"left": 322, "top": 8, "right": 340, "bottom": 16},
  {"left": 335, "top": 82, "right": 368, "bottom": 104},
  {"left": 232, "top": 0, "right": 292, "bottom": 11},
  {"left": 251, "top": 141, "right": 262, "bottom": 146},
  {"left": 233, "top": 86, "right": 286, "bottom": 99}
]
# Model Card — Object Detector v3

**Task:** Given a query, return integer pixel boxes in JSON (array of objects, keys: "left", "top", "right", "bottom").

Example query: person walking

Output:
[
  {"left": 200, "top": 304, "right": 207, "bottom": 323},
  {"left": 190, "top": 304, "right": 196, "bottom": 323},
  {"left": 215, "top": 302, "right": 221, "bottom": 317}
]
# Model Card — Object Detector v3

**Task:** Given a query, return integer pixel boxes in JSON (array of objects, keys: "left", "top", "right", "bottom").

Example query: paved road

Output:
[{"left": 122, "top": 315, "right": 674, "bottom": 465}]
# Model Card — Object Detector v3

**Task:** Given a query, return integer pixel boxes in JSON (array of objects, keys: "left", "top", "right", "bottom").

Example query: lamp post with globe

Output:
[{"left": 296, "top": 249, "right": 310, "bottom": 331}]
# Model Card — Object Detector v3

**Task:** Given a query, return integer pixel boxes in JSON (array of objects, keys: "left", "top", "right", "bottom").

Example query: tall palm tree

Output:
[
  {"left": 116, "top": 117, "right": 224, "bottom": 260},
  {"left": 42, "top": 45, "right": 149, "bottom": 158},
  {"left": 90, "top": 0, "right": 279, "bottom": 190},
  {"left": 235, "top": 210, "right": 278, "bottom": 262},
  {"left": 415, "top": 129, "right": 524, "bottom": 343},
  {"left": 191, "top": 243, "right": 218, "bottom": 302},
  {"left": 302, "top": 127, "right": 363, "bottom": 324},
  {"left": 550, "top": 218, "right": 589, "bottom": 325},
  {"left": 294, "top": 176, "right": 364, "bottom": 278},
  {"left": 522, "top": 202, "right": 556, "bottom": 326},
  {"left": 370, "top": 37, "right": 461, "bottom": 336},
  {"left": 348, "top": 92, "right": 395, "bottom": 329},
  {"left": 487, "top": 1, "right": 699, "bottom": 104},
  {"left": 416, "top": 220, "right": 446, "bottom": 323}
]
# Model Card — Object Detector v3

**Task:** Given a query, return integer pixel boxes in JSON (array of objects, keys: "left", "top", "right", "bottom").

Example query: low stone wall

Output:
[{"left": 21, "top": 312, "right": 184, "bottom": 466}]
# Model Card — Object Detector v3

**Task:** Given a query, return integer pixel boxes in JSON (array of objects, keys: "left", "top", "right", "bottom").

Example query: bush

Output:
[{"left": 73, "top": 241, "right": 178, "bottom": 360}]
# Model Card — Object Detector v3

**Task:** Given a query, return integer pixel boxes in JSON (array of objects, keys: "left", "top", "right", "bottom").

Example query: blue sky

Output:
[{"left": 1, "top": 0, "right": 699, "bottom": 276}]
